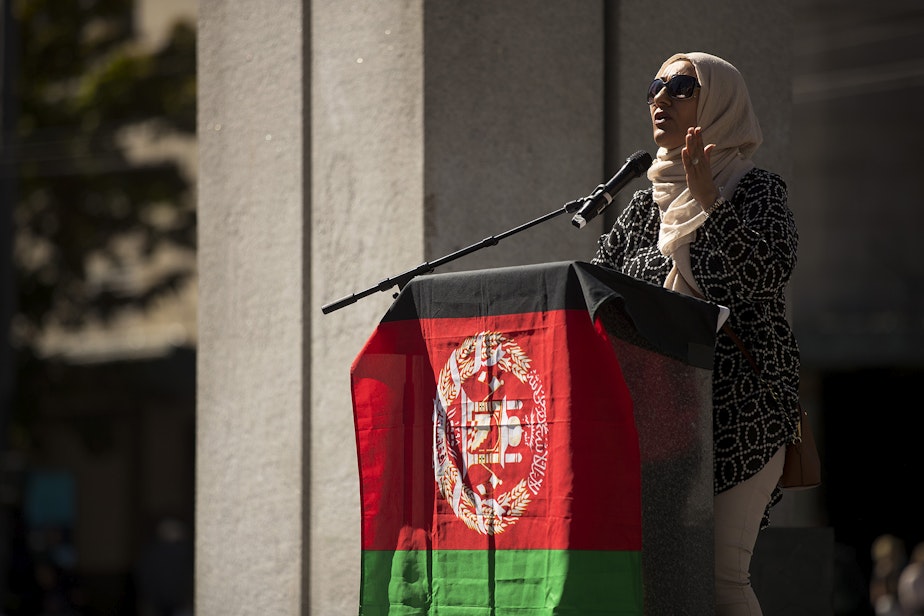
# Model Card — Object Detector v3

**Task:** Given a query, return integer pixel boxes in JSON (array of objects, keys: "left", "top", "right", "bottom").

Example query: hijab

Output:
[{"left": 650, "top": 52, "right": 762, "bottom": 296}]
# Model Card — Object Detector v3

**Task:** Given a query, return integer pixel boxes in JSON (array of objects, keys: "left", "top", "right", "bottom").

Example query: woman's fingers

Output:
[
  {"left": 683, "top": 127, "right": 706, "bottom": 171},
  {"left": 683, "top": 128, "right": 720, "bottom": 206}
]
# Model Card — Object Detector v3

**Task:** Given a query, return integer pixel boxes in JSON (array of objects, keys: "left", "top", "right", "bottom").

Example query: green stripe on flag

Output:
[{"left": 360, "top": 549, "right": 643, "bottom": 615}]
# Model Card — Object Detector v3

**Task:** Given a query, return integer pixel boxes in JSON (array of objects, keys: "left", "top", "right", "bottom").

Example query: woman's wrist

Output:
[{"left": 703, "top": 195, "right": 727, "bottom": 216}]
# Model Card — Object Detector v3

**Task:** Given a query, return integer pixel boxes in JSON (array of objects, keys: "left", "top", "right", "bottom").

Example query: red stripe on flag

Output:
[{"left": 351, "top": 309, "right": 641, "bottom": 552}]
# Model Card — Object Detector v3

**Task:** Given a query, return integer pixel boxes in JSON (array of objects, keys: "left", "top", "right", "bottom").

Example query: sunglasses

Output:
[{"left": 646, "top": 74, "right": 700, "bottom": 104}]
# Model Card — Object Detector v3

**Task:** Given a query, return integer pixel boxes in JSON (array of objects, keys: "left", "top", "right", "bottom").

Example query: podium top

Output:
[{"left": 381, "top": 260, "right": 722, "bottom": 370}]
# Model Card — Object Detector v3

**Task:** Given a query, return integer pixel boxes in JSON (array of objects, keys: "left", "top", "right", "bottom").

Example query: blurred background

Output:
[
  {"left": 0, "top": 0, "right": 922, "bottom": 615},
  {"left": 1, "top": 0, "right": 196, "bottom": 613}
]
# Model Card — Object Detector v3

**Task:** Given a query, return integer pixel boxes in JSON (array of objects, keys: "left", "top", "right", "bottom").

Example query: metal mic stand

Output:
[{"left": 321, "top": 198, "right": 584, "bottom": 314}]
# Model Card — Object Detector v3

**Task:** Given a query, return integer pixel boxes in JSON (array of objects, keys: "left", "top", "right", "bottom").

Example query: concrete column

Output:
[
  {"left": 309, "top": 3, "right": 426, "bottom": 613},
  {"left": 197, "top": 1, "right": 308, "bottom": 614}
]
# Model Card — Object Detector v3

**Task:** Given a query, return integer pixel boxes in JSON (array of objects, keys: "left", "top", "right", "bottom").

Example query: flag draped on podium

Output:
[{"left": 351, "top": 262, "right": 645, "bottom": 615}]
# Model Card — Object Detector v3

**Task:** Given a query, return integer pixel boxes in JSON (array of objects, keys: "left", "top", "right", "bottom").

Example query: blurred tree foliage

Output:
[{"left": 10, "top": 0, "right": 196, "bottom": 349}]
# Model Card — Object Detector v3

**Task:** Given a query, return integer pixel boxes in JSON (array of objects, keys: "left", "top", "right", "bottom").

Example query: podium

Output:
[{"left": 350, "top": 261, "right": 721, "bottom": 615}]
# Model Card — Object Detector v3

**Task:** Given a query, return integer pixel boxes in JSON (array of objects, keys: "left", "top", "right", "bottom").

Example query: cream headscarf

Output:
[{"left": 650, "top": 52, "right": 762, "bottom": 296}]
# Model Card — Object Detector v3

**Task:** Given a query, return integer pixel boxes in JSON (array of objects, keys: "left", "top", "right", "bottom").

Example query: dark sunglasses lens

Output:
[
  {"left": 646, "top": 79, "right": 664, "bottom": 103},
  {"left": 647, "top": 75, "right": 698, "bottom": 103},
  {"left": 669, "top": 75, "right": 697, "bottom": 99}
]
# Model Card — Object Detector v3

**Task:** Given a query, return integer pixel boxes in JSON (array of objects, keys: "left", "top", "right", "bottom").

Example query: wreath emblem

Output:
[{"left": 433, "top": 331, "right": 548, "bottom": 535}]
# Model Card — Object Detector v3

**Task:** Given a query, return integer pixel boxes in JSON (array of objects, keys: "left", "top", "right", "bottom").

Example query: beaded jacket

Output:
[{"left": 591, "top": 167, "right": 801, "bottom": 517}]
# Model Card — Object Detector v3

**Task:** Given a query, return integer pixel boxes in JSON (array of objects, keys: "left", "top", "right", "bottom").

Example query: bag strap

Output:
[
  {"left": 722, "top": 324, "right": 760, "bottom": 375},
  {"left": 723, "top": 323, "right": 804, "bottom": 443}
]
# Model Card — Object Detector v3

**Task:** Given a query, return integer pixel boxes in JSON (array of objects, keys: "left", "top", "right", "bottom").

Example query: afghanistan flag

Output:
[{"left": 350, "top": 261, "right": 717, "bottom": 615}]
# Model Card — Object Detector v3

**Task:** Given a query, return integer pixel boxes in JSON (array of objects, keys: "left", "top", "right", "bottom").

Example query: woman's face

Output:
[{"left": 649, "top": 60, "right": 699, "bottom": 150}]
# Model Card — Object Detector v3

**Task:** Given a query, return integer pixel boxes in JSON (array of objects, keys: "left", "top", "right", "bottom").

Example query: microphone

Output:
[{"left": 571, "top": 150, "right": 653, "bottom": 228}]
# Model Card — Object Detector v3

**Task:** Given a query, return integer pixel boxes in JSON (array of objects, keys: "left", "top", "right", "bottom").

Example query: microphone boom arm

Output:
[{"left": 320, "top": 198, "right": 583, "bottom": 314}]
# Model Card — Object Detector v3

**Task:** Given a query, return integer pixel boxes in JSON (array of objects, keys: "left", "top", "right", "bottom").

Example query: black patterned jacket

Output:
[{"left": 592, "top": 167, "right": 801, "bottom": 501}]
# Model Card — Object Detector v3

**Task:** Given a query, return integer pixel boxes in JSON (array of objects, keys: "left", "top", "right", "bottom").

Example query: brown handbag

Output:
[
  {"left": 779, "top": 403, "right": 822, "bottom": 490},
  {"left": 722, "top": 325, "right": 821, "bottom": 490}
]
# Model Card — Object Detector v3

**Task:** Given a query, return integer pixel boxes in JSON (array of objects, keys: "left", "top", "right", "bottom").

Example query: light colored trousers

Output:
[{"left": 714, "top": 445, "right": 786, "bottom": 615}]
